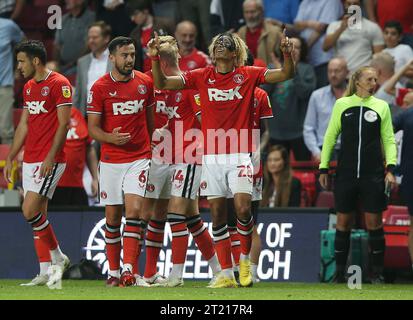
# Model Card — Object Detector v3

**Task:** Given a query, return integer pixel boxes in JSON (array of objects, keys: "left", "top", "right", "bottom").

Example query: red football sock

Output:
[
  {"left": 144, "top": 220, "right": 165, "bottom": 278},
  {"left": 105, "top": 223, "right": 121, "bottom": 272},
  {"left": 237, "top": 217, "right": 254, "bottom": 255},
  {"left": 186, "top": 215, "right": 215, "bottom": 261},
  {"left": 212, "top": 224, "right": 233, "bottom": 270},
  {"left": 33, "top": 230, "right": 51, "bottom": 263},
  {"left": 123, "top": 219, "right": 142, "bottom": 267},
  {"left": 168, "top": 213, "right": 188, "bottom": 265},
  {"left": 28, "top": 212, "right": 58, "bottom": 251},
  {"left": 228, "top": 226, "right": 241, "bottom": 266}
]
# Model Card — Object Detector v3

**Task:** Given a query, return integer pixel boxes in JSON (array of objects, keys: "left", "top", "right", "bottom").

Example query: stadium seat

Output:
[
  {"left": 293, "top": 171, "right": 317, "bottom": 207},
  {"left": 315, "top": 191, "right": 335, "bottom": 208},
  {"left": 382, "top": 205, "right": 410, "bottom": 225},
  {"left": 384, "top": 225, "right": 410, "bottom": 269},
  {"left": 13, "top": 108, "right": 23, "bottom": 129}
]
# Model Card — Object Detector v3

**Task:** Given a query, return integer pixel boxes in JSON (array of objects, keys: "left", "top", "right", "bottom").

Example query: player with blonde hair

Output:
[{"left": 148, "top": 30, "right": 294, "bottom": 288}]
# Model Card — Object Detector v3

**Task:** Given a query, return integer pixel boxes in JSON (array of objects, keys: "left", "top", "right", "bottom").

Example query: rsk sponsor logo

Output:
[
  {"left": 27, "top": 101, "right": 48, "bottom": 114},
  {"left": 207, "top": 86, "right": 243, "bottom": 101},
  {"left": 112, "top": 100, "right": 144, "bottom": 115},
  {"left": 156, "top": 101, "right": 180, "bottom": 119}
]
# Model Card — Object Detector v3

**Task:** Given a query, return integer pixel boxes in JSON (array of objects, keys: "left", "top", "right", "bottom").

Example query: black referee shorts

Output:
[{"left": 334, "top": 174, "right": 386, "bottom": 214}]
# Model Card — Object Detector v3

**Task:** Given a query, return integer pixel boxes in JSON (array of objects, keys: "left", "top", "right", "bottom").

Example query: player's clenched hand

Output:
[
  {"left": 147, "top": 31, "right": 160, "bottom": 57},
  {"left": 319, "top": 173, "right": 329, "bottom": 190},
  {"left": 91, "top": 178, "right": 99, "bottom": 197},
  {"left": 40, "top": 156, "right": 55, "bottom": 179},
  {"left": 110, "top": 127, "right": 131, "bottom": 145},
  {"left": 3, "top": 158, "right": 13, "bottom": 184},
  {"left": 280, "top": 27, "right": 294, "bottom": 55}
]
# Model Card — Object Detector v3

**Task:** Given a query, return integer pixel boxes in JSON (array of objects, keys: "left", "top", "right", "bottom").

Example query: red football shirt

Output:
[
  {"left": 181, "top": 66, "right": 268, "bottom": 154},
  {"left": 179, "top": 48, "right": 211, "bottom": 72},
  {"left": 23, "top": 71, "right": 72, "bottom": 163},
  {"left": 145, "top": 71, "right": 169, "bottom": 129},
  {"left": 165, "top": 89, "right": 201, "bottom": 164},
  {"left": 87, "top": 71, "right": 154, "bottom": 163},
  {"left": 253, "top": 87, "right": 273, "bottom": 178},
  {"left": 58, "top": 107, "right": 91, "bottom": 187}
]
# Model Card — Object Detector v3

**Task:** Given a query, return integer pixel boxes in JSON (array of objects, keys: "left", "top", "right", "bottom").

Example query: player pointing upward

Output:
[{"left": 148, "top": 29, "right": 294, "bottom": 288}]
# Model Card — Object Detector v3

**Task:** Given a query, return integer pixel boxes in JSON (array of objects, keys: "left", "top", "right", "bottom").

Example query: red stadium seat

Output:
[
  {"left": 293, "top": 171, "right": 317, "bottom": 207},
  {"left": 13, "top": 109, "right": 23, "bottom": 129},
  {"left": 315, "top": 191, "right": 335, "bottom": 208},
  {"left": 382, "top": 205, "right": 410, "bottom": 225}
]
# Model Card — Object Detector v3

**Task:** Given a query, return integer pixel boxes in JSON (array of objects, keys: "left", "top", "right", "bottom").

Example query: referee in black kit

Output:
[{"left": 319, "top": 66, "right": 397, "bottom": 284}]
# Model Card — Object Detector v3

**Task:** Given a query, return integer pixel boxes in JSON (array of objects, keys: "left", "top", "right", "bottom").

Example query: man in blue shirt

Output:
[
  {"left": 0, "top": 18, "right": 24, "bottom": 144},
  {"left": 303, "top": 57, "right": 348, "bottom": 161},
  {"left": 263, "top": 0, "right": 300, "bottom": 27},
  {"left": 294, "top": 0, "right": 343, "bottom": 88}
]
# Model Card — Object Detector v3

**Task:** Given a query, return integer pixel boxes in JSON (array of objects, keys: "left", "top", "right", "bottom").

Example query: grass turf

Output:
[{"left": 0, "top": 280, "right": 413, "bottom": 300}]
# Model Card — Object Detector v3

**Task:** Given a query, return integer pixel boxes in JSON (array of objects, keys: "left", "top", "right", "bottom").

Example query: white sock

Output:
[
  {"left": 169, "top": 264, "right": 184, "bottom": 279},
  {"left": 50, "top": 246, "right": 64, "bottom": 264},
  {"left": 40, "top": 262, "right": 51, "bottom": 275},
  {"left": 122, "top": 263, "right": 133, "bottom": 273},
  {"left": 109, "top": 269, "right": 120, "bottom": 278},
  {"left": 222, "top": 268, "right": 234, "bottom": 278},
  {"left": 240, "top": 253, "right": 249, "bottom": 262},
  {"left": 251, "top": 263, "right": 258, "bottom": 278},
  {"left": 208, "top": 255, "right": 221, "bottom": 275}
]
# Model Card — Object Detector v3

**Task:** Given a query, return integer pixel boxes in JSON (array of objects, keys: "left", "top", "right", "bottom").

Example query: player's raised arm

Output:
[
  {"left": 147, "top": 32, "right": 185, "bottom": 90},
  {"left": 264, "top": 28, "right": 295, "bottom": 84}
]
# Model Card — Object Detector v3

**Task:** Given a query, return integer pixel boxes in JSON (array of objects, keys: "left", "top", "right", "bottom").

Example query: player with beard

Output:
[
  {"left": 148, "top": 30, "right": 294, "bottom": 288},
  {"left": 5, "top": 40, "right": 71, "bottom": 288},
  {"left": 87, "top": 37, "right": 154, "bottom": 287}
]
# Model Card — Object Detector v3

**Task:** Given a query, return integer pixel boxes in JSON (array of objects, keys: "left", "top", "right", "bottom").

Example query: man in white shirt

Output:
[
  {"left": 74, "top": 21, "right": 112, "bottom": 115},
  {"left": 323, "top": 0, "right": 384, "bottom": 74},
  {"left": 383, "top": 20, "right": 413, "bottom": 86}
]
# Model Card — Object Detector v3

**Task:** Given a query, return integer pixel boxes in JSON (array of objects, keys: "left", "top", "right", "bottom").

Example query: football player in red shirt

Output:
[
  {"left": 227, "top": 51, "right": 273, "bottom": 284},
  {"left": 148, "top": 30, "right": 294, "bottom": 288},
  {"left": 4, "top": 40, "right": 71, "bottom": 288},
  {"left": 50, "top": 107, "right": 99, "bottom": 206},
  {"left": 87, "top": 37, "right": 154, "bottom": 287},
  {"left": 148, "top": 36, "right": 221, "bottom": 287}
]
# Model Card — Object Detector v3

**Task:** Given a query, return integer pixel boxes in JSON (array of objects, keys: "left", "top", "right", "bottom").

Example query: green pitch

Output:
[{"left": 1, "top": 280, "right": 413, "bottom": 300}]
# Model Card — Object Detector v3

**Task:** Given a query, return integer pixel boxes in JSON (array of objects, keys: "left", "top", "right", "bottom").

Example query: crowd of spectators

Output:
[{"left": 2, "top": 0, "right": 413, "bottom": 210}]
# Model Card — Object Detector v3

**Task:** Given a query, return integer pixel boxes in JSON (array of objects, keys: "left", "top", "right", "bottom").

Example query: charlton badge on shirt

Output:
[
  {"left": 41, "top": 86, "right": 50, "bottom": 96},
  {"left": 138, "top": 85, "right": 147, "bottom": 95},
  {"left": 62, "top": 86, "right": 71, "bottom": 98}
]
